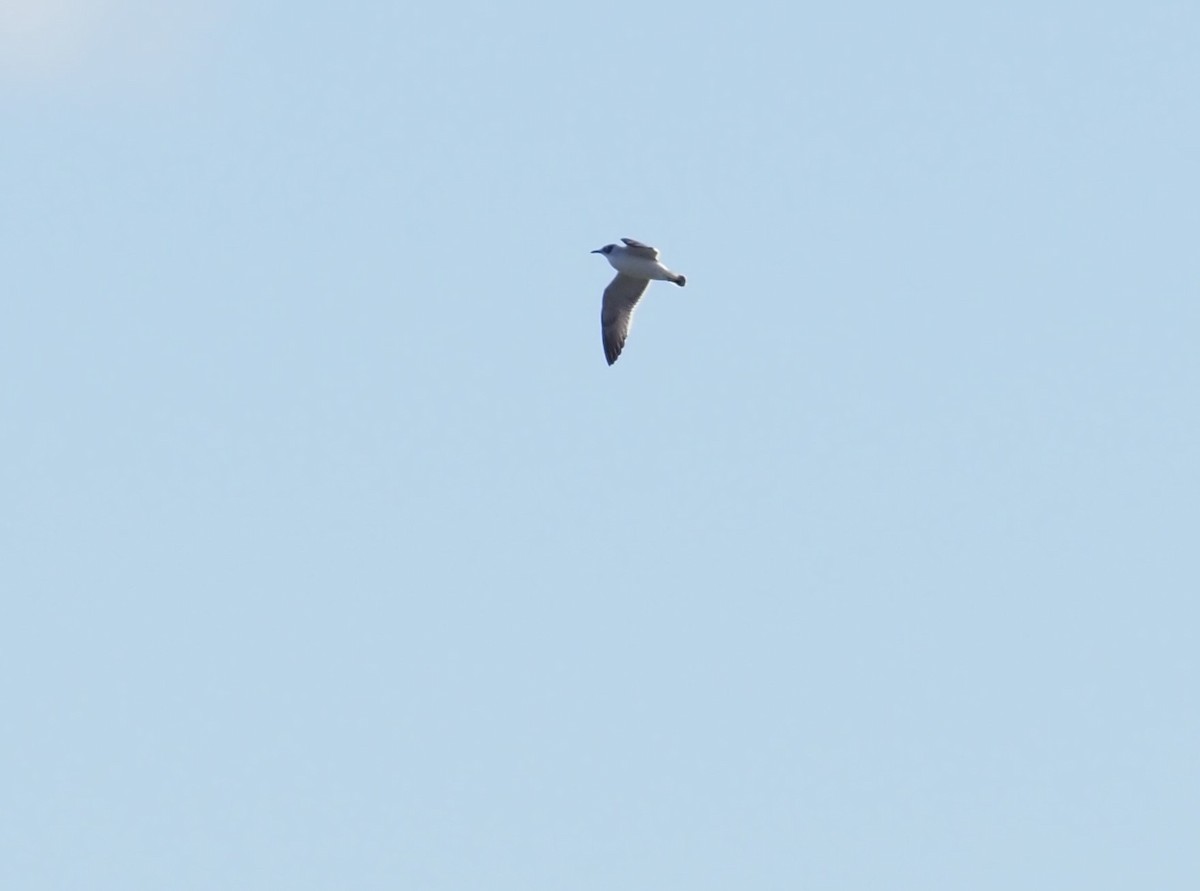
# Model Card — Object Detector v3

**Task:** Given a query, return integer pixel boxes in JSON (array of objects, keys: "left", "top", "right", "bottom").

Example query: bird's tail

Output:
[{"left": 673, "top": 274, "right": 687, "bottom": 287}]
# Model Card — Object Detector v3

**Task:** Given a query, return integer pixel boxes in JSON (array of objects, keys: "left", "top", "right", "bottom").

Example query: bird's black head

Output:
[{"left": 591, "top": 244, "right": 615, "bottom": 255}]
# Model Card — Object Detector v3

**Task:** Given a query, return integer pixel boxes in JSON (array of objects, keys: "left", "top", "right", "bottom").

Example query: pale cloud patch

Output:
[
  {"left": 0, "top": 0, "right": 102, "bottom": 80},
  {"left": 0, "top": 0, "right": 224, "bottom": 90}
]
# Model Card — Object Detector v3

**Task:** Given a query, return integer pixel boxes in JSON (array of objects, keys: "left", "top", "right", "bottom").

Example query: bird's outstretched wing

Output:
[
  {"left": 601, "top": 273, "right": 650, "bottom": 365},
  {"left": 620, "top": 238, "right": 659, "bottom": 259}
]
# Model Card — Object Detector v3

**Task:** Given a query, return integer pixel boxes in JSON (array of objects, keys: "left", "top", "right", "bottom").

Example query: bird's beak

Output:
[{"left": 590, "top": 249, "right": 602, "bottom": 254}]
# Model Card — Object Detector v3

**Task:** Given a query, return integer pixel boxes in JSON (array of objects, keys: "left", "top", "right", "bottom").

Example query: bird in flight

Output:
[{"left": 591, "top": 237, "right": 687, "bottom": 365}]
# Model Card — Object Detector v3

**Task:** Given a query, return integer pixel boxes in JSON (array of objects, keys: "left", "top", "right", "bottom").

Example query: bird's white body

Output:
[
  {"left": 600, "top": 245, "right": 683, "bottom": 282},
  {"left": 591, "top": 237, "right": 686, "bottom": 365}
]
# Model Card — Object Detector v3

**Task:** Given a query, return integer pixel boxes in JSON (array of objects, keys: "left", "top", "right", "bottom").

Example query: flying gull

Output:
[{"left": 591, "top": 237, "right": 687, "bottom": 365}]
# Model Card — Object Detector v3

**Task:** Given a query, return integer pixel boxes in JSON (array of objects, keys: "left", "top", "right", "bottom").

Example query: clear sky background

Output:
[{"left": 2, "top": 1, "right": 1197, "bottom": 888}]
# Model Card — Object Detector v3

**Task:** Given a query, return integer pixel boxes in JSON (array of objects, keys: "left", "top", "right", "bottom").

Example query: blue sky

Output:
[{"left": 2, "top": 2, "right": 1197, "bottom": 888}]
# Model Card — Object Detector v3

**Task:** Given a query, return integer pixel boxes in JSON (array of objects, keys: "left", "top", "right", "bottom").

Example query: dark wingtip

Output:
[
  {"left": 675, "top": 274, "right": 687, "bottom": 287},
  {"left": 604, "top": 338, "right": 624, "bottom": 367}
]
